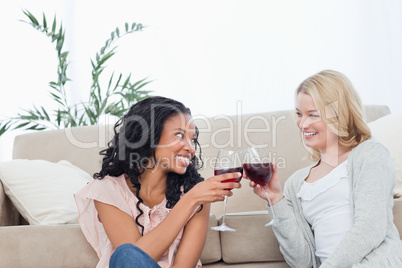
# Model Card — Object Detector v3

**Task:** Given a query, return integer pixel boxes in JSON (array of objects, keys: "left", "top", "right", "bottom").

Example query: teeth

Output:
[
  {"left": 177, "top": 156, "right": 190, "bottom": 166},
  {"left": 304, "top": 132, "right": 317, "bottom": 136}
]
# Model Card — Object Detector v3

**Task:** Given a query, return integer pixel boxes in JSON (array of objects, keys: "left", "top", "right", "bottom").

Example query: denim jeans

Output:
[{"left": 109, "top": 243, "right": 161, "bottom": 268}]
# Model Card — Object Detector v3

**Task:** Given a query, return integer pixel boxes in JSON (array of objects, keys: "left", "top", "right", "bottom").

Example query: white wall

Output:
[{"left": 1, "top": 0, "right": 402, "bottom": 161}]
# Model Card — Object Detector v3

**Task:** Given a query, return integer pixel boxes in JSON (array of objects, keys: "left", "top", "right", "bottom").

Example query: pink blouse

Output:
[{"left": 74, "top": 174, "right": 202, "bottom": 268}]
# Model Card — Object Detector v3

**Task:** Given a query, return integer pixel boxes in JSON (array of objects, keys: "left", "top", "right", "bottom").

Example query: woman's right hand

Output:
[
  {"left": 245, "top": 163, "right": 284, "bottom": 205},
  {"left": 186, "top": 172, "right": 242, "bottom": 205}
]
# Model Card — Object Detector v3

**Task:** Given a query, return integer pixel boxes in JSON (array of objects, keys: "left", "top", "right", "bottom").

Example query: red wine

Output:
[
  {"left": 214, "top": 167, "right": 243, "bottom": 190},
  {"left": 214, "top": 167, "right": 243, "bottom": 182},
  {"left": 243, "top": 163, "right": 272, "bottom": 186}
]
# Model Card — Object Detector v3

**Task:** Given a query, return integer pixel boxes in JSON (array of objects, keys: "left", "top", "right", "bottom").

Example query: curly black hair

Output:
[{"left": 94, "top": 96, "right": 204, "bottom": 235}]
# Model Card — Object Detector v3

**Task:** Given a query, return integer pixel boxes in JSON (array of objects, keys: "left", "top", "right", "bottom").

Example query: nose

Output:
[
  {"left": 298, "top": 116, "right": 311, "bottom": 130},
  {"left": 184, "top": 138, "right": 196, "bottom": 156}
]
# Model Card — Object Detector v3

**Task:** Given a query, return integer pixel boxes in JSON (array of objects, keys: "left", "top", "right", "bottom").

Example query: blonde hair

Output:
[{"left": 296, "top": 70, "right": 371, "bottom": 160}]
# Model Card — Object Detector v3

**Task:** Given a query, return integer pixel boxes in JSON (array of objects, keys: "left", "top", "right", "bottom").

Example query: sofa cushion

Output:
[
  {"left": 0, "top": 224, "right": 99, "bottom": 268},
  {"left": 219, "top": 211, "right": 285, "bottom": 263},
  {"left": 368, "top": 112, "right": 402, "bottom": 197},
  {"left": 0, "top": 159, "right": 92, "bottom": 225}
]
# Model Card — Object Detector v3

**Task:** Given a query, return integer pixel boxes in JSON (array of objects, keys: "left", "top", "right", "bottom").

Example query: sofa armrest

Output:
[
  {"left": 219, "top": 211, "right": 285, "bottom": 264},
  {"left": 0, "top": 180, "right": 20, "bottom": 226},
  {"left": 0, "top": 224, "right": 98, "bottom": 268}
]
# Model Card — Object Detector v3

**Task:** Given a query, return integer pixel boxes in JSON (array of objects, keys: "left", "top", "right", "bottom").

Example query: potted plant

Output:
[{"left": 0, "top": 10, "right": 152, "bottom": 136}]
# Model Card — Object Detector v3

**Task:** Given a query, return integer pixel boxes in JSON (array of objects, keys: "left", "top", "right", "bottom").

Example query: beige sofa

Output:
[{"left": 1, "top": 105, "right": 401, "bottom": 267}]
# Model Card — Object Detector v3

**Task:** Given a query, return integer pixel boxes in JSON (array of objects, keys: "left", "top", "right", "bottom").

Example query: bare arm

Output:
[
  {"left": 172, "top": 203, "right": 210, "bottom": 268},
  {"left": 95, "top": 172, "right": 241, "bottom": 262}
]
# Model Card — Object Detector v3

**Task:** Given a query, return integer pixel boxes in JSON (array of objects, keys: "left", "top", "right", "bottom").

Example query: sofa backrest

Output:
[{"left": 12, "top": 105, "right": 391, "bottom": 217}]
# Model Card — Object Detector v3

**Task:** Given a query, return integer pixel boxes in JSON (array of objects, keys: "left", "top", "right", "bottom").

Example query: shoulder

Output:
[
  {"left": 350, "top": 139, "right": 391, "bottom": 162},
  {"left": 76, "top": 174, "right": 128, "bottom": 199},
  {"left": 348, "top": 139, "right": 395, "bottom": 184},
  {"left": 76, "top": 174, "right": 134, "bottom": 217},
  {"left": 352, "top": 139, "right": 389, "bottom": 154}
]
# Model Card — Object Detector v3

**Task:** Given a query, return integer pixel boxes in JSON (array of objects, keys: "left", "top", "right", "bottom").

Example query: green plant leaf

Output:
[
  {"left": 15, "top": 122, "right": 31, "bottom": 129},
  {"left": 60, "top": 51, "right": 69, "bottom": 59},
  {"left": 0, "top": 121, "right": 12, "bottom": 136},
  {"left": 107, "top": 72, "right": 115, "bottom": 90},
  {"left": 0, "top": 11, "right": 152, "bottom": 138},
  {"left": 42, "top": 12, "right": 47, "bottom": 31},
  {"left": 98, "top": 51, "right": 116, "bottom": 66},
  {"left": 121, "top": 74, "right": 132, "bottom": 89},
  {"left": 23, "top": 9, "right": 39, "bottom": 26},
  {"left": 56, "top": 110, "right": 61, "bottom": 126},
  {"left": 113, "top": 74, "right": 123, "bottom": 91},
  {"left": 41, "top": 106, "right": 50, "bottom": 121},
  {"left": 52, "top": 15, "right": 57, "bottom": 33},
  {"left": 27, "top": 125, "right": 46, "bottom": 131}
]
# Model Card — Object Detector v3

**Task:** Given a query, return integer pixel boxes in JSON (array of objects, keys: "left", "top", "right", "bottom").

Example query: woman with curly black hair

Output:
[{"left": 75, "top": 96, "right": 241, "bottom": 268}]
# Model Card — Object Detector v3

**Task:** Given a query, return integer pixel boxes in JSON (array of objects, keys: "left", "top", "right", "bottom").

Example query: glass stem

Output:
[
  {"left": 221, "top": 195, "right": 228, "bottom": 225},
  {"left": 263, "top": 186, "right": 277, "bottom": 218}
]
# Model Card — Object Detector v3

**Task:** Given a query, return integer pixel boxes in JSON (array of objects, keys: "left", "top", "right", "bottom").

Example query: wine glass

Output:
[
  {"left": 243, "top": 145, "right": 287, "bottom": 226},
  {"left": 210, "top": 149, "right": 243, "bottom": 232}
]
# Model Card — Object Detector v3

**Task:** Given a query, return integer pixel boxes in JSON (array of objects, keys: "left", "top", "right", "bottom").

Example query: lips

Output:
[
  {"left": 176, "top": 155, "right": 190, "bottom": 166},
  {"left": 304, "top": 131, "right": 318, "bottom": 139}
]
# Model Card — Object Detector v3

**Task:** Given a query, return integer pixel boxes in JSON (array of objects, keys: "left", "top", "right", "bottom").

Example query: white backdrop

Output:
[{"left": 1, "top": 0, "right": 402, "bottom": 161}]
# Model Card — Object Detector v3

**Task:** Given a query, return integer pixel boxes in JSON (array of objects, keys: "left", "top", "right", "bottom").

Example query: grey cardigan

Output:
[{"left": 271, "top": 140, "right": 402, "bottom": 268}]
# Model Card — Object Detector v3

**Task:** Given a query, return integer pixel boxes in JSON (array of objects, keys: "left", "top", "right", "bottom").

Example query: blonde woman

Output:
[{"left": 248, "top": 70, "right": 402, "bottom": 267}]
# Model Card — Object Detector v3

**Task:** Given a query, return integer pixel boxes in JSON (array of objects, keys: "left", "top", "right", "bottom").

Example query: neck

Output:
[
  {"left": 319, "top": 144, "right": 351, "bottom": 168},
  {"left": 126, "top": 169, "right": 167, "bottom": 208},
  {"left": 138, "top": 168, "right": 167, "bottom": 196}
]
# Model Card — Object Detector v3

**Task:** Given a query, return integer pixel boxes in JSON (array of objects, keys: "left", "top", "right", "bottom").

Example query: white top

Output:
[{"left": 297, "top": 160, "right": 352, "bottom": 263}]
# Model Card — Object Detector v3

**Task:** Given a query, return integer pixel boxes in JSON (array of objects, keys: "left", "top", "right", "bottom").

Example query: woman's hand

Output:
[
  {"left": 244, "top": 163, "right": 284, "bottom": 205},
  {"left": 186, "top": 172, "right": 242, "bottom": 205}
]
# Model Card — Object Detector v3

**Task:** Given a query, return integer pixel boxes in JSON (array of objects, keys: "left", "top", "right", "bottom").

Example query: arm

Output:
[
  {"left": 247, "top": 163, "right": 316, "bottom": 267},
  {"left": 271, "top": 183, "right": 317, "bottom": 268},
  {"left": 321, "top": 143, "right": 395, "bottom": 267},
  {"left": 172, "top": 203, "right": 210, "bottom": 268},
  {"left": 95, "top": 172, "right": 241, "bottom": 262}
]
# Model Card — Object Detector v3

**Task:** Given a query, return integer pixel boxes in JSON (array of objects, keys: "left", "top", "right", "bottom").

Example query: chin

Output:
[
  {"left": 173, "top": 167, "right": 188, "bottom": 175},
  {"left": 304, "top": 139, "right": 321, "bottom": 148}
]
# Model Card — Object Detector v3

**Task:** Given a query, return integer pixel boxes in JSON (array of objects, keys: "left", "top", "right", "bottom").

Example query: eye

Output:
[
  {"left": 296, "top": 112, "right": 302, "bottom": 117},
  {"left": 175, "top": 132, "right": 184, "bottom": 138},
  {"left": 309, "top": 114, "right": 319, "bottom": 118},
  {"left": 191, "top": 138, "right": 197, "bottom": 145}
]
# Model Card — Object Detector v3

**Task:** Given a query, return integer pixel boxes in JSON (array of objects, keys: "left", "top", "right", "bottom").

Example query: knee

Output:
[
  {"left": 110, "top": 243, "right": 160, "bottom": 268},
  {"left": 110, "top": 243, "right": 136, "bottom": 266},
  {"left": 112, "top": 243, "right": 135, "bottom": 258}
]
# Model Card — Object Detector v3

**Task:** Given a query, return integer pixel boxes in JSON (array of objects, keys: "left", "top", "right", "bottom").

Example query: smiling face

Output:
[
  {"left": 296, "top": 93, "right": 339, "bottom": 153},
  {"left": 153, "top": 113, "right": 197, "bottom": 175}
]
